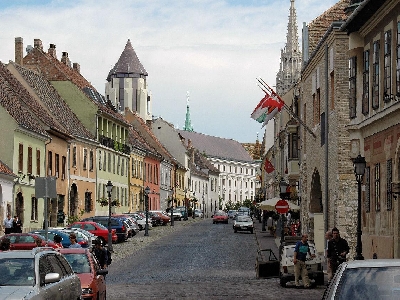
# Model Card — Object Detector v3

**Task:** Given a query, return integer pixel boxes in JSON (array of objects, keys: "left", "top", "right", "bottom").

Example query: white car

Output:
[
  {"left": 0, "top": 248, "right": 82, "bottom": 299},
  {"left": 233, "top": 215, "right": 254, "bottom": 234},
  {"left": 279, "top": 236, "right": 325, "bottom": 287}
]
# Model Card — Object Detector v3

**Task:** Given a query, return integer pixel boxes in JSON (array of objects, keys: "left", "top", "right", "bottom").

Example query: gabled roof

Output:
[
  {"left": 0, "top": 62, "right": 49, "bottom": 138},
  {"left": 12, "top": 62, "right": 95, "bottom": 141},
  {"left": 190, "top": 148, "right": 220, "bottom": 176},
  {"left": 0, "top": 159, "right": 15, "bottom": 177},
  {"left": 22, "top": 41, "right": 130, "bottom": 127},
  {"left": 107, "top": 39, "right": 148, "bottom": 82},
  {"left": 307, "top": 0, "right": 350, "bottom": 55},
  {"left": 177, "top": 130, "right": 254, "bottom": 162}
]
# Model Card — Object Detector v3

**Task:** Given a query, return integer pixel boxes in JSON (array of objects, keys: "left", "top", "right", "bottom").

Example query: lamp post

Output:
[
  {"left": 106, "top": 180, "right": 113, "bottom": 252},
  {"left": 144, "top": 186, "right": 150, "bottom": 236},
  {"left": 184, "top": 189, "right": 188, "bottom": 220},
  {"left": 353, "top": 154, "right": 366, "bottom": 260},
  {"left": 279, "top": 179, "right": 289, "bottom": 247},
  {"left": 170, "top": 189, "right": 174, "bottom": 227},
  {"left": 192, "top": 192, "right": 196, "bottom": 219}
]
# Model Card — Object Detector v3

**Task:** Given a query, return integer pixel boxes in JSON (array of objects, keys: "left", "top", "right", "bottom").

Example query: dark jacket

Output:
[{"left": 327, "top": 237, "right": 349, "bottom": 262}]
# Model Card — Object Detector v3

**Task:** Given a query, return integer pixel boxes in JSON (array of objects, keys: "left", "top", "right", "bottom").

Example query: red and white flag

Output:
[{"left": 264, "top": 159, "right": 275, "bottom": 174}]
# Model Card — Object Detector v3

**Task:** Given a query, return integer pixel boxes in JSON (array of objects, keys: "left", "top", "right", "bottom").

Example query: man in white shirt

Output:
[{"left": 3, "top": 214, "right": 13, "bottom": 234}]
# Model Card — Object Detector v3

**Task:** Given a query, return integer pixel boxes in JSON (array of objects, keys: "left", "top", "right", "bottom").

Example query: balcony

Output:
[{"left": 99, "top": 135, "right": 130, "bottom": 155}]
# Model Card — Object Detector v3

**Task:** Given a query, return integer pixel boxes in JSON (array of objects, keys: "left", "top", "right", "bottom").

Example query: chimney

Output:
[
  {"left": 61, "top": 52, "right": 71, "bottom": 67},
  {"left": 33, "top": 39, "right": 43, "bottom": 50},
  {"left": 15, "top": 37, "right": 23, "bottom": 65},
  {"left": 72, "top": 62, "right": 80, "bottom": 74},
  {"left": 48, "top": 44, "right": 57, "bottom": 58}
]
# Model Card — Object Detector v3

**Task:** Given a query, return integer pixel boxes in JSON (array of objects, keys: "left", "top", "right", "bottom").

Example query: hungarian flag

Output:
[
  {"left": 264, "top": 159, "right": 275, "bottom": 173},
  {"left": 251, "top": 92, "right": 284, "bottom": 125}
]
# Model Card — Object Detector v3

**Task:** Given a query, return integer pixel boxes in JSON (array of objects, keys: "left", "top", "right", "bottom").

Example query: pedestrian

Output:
[
  {"left": 53, "top": 235, "right": 63, "bottom": 248},
  {"left": 293, "top": 233, "right": 315, "bottom": 288},
  {"left": 325, "top": 230, "right": 333, "bottom": 282},
  {"left": 12, "top": 216, "right": 22, "bottom": 233},
  {"left": 327, "top": 227, "right": 349, "bottom": 277},
  {"left": 68, "top": 233, "right": 82, "bottom": 248},
  {"left": 0, "top": 237, "right": 11, "bottom": 251},
  {"left": 3, "top": 214, "right": 13, "bottom": 234},
  {"left": 92, "top": 239, "right": 108, "bottom": 269}
]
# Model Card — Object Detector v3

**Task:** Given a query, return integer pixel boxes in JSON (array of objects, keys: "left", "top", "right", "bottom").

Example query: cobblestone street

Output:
[{"left": 107, "top": 218, "right": 325, "bottom": 299}]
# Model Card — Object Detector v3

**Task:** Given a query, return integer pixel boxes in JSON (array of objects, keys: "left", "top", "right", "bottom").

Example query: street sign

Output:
[{"left": 275, "top": 199, "right": 289, "bottom": 214}]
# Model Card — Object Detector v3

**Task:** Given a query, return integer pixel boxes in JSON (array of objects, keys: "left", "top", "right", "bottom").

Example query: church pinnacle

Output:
[{"left": 183, "top": 91, "right": 194, "bottom": 132}]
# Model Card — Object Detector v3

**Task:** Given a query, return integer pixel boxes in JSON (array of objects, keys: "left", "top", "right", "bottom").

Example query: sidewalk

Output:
[{"left": 253, "top": 218, "right": 280, "bottom": 257}]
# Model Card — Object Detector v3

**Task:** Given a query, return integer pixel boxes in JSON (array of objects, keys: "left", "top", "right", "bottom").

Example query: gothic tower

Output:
[
  {"left": 105, "top": 39, "right": 151, "bottom": 121},
  {"left": 276, "top": 0, "right": 302, "bottom": 96},
  {"left": 183, "top": 91, "right": 193, "bottom": 132}
]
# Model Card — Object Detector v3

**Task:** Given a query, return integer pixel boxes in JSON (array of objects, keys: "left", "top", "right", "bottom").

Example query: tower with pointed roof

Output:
[
  {"left": 276, "top": 0, "right": 302, "bottom": 96},
  {"left": 183, "top": 91, "right": 193, "bottom": 132},
  {"left": 105, "top": 39, "right": 151, "bottom": 121}
]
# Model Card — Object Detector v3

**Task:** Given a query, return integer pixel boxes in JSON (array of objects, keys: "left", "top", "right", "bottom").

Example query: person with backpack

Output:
[{"left": 93, "top": 239, "right": 110, "bottom": 269}]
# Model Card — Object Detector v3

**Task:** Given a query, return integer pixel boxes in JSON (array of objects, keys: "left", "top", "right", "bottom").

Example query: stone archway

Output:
[{"left": 310, "top": 169, "right": 323, "bottom": 213}]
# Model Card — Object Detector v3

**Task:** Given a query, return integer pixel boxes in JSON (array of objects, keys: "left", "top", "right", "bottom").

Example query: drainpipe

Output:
[{"left": 324, "top": 44, "right": 329, "bottom": 235}]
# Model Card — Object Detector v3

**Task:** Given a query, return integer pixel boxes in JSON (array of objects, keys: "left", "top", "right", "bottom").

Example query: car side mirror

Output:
[
  {"left": 96, "top": 269, "right": 109, "bottom": 276},
  {"left": 44, "top": 272, "right": 60, "bottom": 284}
]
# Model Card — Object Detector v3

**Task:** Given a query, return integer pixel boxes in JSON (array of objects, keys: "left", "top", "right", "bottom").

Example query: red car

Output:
[
  {"left": 0, "top": 233, "right": 57, "bottom": 250},
  {"left": 58, "top": 248, "right": 107, "bottom": 300},
  {"left": 70, "top": 221, "right": 118, "bottom": 245},
  {"left": 212, "top": 211, "right": 229, "bottom": 224},
  {"left": 154, "top": 211, "right": 171, "bottom": 226}
]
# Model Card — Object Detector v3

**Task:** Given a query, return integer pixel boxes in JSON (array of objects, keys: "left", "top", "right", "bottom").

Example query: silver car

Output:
[
  {"left": 0, "top": 247, "right": 81, "bottom": 299},
  {"left": 323, "top": 259, "right": 400, "bottom": 299},
  {"left": 233, "top": 215, "right": 254, "bottom": 234}
]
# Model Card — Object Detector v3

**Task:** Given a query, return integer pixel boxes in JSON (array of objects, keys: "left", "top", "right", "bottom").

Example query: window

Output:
[
  {"left": 61, "top": 156, "right": 66, "bottom": 180},
  {"left": 289, "top": 131, "right": 298, "bottom": 159},
  {"left": 36, "top": 149, "right": 40, "bottom": 176},
  {"left": 55, "top": 154, "right": 59, "bottom": 178},
  {"left": 83, "top": 149, "right": 87, "bottom": 170},
  {"left": 387, "top": 159, "right": 393, "bottom": 211},
  {"left": 84, "top": 191, "right": 92, "bottom": 213},
  {"left": 375, "top": 163, "right": 380, "bottom": 211},
  {"left": 18, "top": 143, "right": 23, "bottom": 173},
  {"left": 27, "top": 147, "right": 32, "bottom": 174},
  {"left": 384, "top": 30, "right": 392, "bottom": 102},
  {"left": 349, "top": 56, "right": 357, "bottom": 118},
  {"left": 104, "top": 151, "right": 107, "bottom": 171},
  {"left": 89, "top": 150, "right": 94, "bottom": 171},
  {"left": 372, "top": 40, "right": 380, "bottom": 109},
  {"left": 365, "top": 167, "right": 370, "bottom": 213},
  {"left": 121, "top": 158, "right": 124, "bottom": 176},
  {"left": 72, "top": 146, "right": 77, "bottom": 167},
  {"left": 321, "top": 112, "right": 325, "bottom": 146},
  {"left": 47, "top": 151, "right": 52, "bottom": 176},
  {"left": 31, "top": 197, "right": 38, "bottom": 221},
  {"left": 99, "top": 150, "right": 102, "bottom": 170},
  {"left": 117, "top": 156, "right": 120, "bottom": 175},
  {"left": 313, "top": 90, "right": 321, "bottom": 125},
  {"left": 396, "top": 22, "right": 400, "bottom": 96},
  {"left": 362, "top": 50, "right": 370, "bottom": 115},
  {"left": 112, "top": 154, "right": 115, "bottom": 174},
  {"left": 108, "top": 153, "right": 111, "bottom": 172}
]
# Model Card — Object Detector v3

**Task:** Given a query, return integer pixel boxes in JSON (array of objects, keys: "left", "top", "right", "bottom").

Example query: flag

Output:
[
  {"left": 264, "top": 159, "right": 275, "bottom": 173},
  {"left": 251, "top": 86, "right": 285, "bottom": 125},
  {"left": 250, "top": 93, "right": 270, "bottom": 120}
]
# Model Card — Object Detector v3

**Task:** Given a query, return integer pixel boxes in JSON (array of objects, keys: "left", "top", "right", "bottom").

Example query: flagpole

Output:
[{"left": 256, "top": 78, "right": 316, "bottom": 139}]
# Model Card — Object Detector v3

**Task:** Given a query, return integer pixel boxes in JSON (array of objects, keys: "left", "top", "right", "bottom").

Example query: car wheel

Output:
[
  {"left": 250, "top": 229, "right": 253, "bottom": 234},
  {"left": 234, "top": 229, "right": 237, "bottom": 233},
  {"left": 279, "top": 277, "right": 287, "bottom": 287},
  {"left": 315, "top": 273, "right": 325, "bottom": 286}
]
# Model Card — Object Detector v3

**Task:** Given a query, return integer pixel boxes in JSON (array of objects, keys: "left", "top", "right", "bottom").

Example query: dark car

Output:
[{"left": 82, "top": 216, "right": 128, "bottom": 243}]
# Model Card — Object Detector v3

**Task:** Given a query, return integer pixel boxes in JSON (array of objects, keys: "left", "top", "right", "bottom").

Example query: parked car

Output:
[
  {"left": 82, "top": 216, "right": 129, "bottom": 243},
  {"left": 194, "top": 209, "right": 203, "bottom": 218},
  {"left": 175, "top": 206, "right": 188, "bottom": 220},
  {"left": 148, "top": 211, "right": 162, "bottom": 226},
  {"left": 227, "top": 210, "right": 237, "bottom": 219},
  {"left": 69, "top": 221, "right": 118, "bottom": 245},
  {"left": 112, "top": 215, "right": 140, "bottom": 237},
  {"left": 0, "top": 248, "right": 81, "bottom": 299},
  {"left": 152, "top": 211, "right": 171, "bottom": 226},
  {"left": 168, "top": 209, "right": 182, "bottom": 221},
  {"left": 0, "top": 233, "right": 57, "bottom": 250},
  {"left": 322, "top": 259, "right": 400, "bottom": 299},
  {"left": 30, "top": 229, "right": 89, "bottom": 248},
  {"left": 58, "top": 248, "right": 107, "bottom": 300},
  {"left": 212, "top": 211, "right": 229, "bottom": 224},
  {"left": 279, "top": 236, "right": 324, "bottom": 287},
  {"left": 233, "top": 215, "right": 254, "bottom": 234},
  {"left": 124, "top": 213, "right": 152, "bottom": 231}
]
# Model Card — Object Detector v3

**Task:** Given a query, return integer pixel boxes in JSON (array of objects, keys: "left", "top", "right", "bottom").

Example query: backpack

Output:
[{"left": 107, "top": 249, "right": 112, "bottom": 265}]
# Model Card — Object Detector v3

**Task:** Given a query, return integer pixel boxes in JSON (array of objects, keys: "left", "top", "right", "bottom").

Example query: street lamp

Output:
[
  {"left": 106, "top": 180, "right": 113, "bottom": 252},
  {"left": 279, "top": 179, "right": 289, "bottom": 248},
  {"left": 353, "top": 154, "right": 366, "bottom": 260},
  {"left": 144, "top": 186, "right": 150, "bottom": 236},
  {"left": 184, "top": 189, "right": 188, "bottom": 220},
  {"left": 192, "top": 192, "right": 196, "bottom": 219},
  {"left": 170, "top": 189, "right": 174, "bottom": 227}
]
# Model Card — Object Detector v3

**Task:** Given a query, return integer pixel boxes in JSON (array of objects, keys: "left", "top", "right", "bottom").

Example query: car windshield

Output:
[
  {"left": 335, "top": 266, "right": 400, "bottom": 299},
  {"left": 63, "top": 253, "right": 91, "bottom": 274},
  {"left": 236, "top": 216, "right": 251, "bottom": 222},
  {"left": 0, "top": 258, "right": 35, "bottom": 286},
  {"left": 215, "top": 212, "right": 226, "bottom": 216},
  {"left": 96, "top": 223, "right": 108, "bottom": 230}
]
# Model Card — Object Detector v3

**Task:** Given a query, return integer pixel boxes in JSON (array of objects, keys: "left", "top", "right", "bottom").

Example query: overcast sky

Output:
[{"left": 0, "top": 0, "right": 338, "bottom": 144}]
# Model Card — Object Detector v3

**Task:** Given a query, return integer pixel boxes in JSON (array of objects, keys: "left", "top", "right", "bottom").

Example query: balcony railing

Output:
[{"left": 99, "top": 135, "right": 130, "bottom": 155}]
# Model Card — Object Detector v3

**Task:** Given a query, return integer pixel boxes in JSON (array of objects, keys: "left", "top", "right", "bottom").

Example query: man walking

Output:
[
  {"left": 327, "top": 227, "right": 349, "bottom": 277},
  {"left": 293, "top": 234, "right": 315, "bottom": 288},
  {"left": 93, "top": 239, "right": 109, "bottom": 269},
  {"left": 12, "top": 216, "right": 22, "bottom": 233},
  {"left": 3, "top": 214, "right": 13, "bottom": 234}
]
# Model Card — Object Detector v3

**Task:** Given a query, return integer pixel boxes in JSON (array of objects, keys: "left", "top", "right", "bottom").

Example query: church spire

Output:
[
  {"left": 183, "top": 91, "right": 193, "bottom": 132},
  {"left": 276, "top": 0, "right": 302, "bottom": 96}
]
